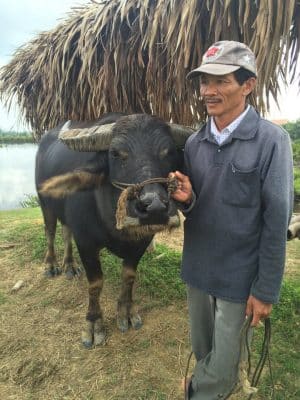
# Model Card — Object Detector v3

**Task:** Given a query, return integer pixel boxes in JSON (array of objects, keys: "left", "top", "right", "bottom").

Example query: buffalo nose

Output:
[{"left": 139, "top": 192, "right": 167, "bottom": 214}]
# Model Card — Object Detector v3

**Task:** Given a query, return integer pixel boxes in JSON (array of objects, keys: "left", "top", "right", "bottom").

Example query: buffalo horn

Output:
[
  {"left": 168, "top": 123, "right": 195, "bottom": 148},
  {"left": 59, "top": 123, "right": 115, "bottom": 151}
]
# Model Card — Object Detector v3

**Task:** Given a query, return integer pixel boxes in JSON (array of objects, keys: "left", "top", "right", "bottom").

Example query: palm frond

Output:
[{"left": 0, "top": 0, "right": 299, "bottom": 139}]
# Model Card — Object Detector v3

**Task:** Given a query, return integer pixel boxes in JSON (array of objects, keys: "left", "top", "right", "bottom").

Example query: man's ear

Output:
[
  {"left": 39, "top": 171, "right": 105, "bottom": 198},
  {"left": 243, "top": 77, "right": 257, "bottom": 97}
]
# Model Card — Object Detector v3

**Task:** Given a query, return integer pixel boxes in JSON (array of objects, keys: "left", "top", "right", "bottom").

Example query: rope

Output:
[
  {"left": 184, "top": 351, "right": 194, "bottom": 400},
  {"left": 112, "top": 176, "right": 178, "bottom": 230},
  {"left": 184, "top": 316, "right": 274, "bottom": 400},
  {"left": 111, "top": 176, "right": 178, "bottom": 194}
]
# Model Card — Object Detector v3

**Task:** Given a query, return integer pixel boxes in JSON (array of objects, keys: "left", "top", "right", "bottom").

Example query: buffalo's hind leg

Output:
[
  {"left": 61, "top": 224, "right": 82, "bottom": 279},
  {"left": 41, "top": 206, "right": 61, "bottom": 277},
  {"left": 117, "top": 262, "right": 142, "bottom": 332},
  {"left": 77, "top": 245, "right": 106, "bottom": 348}
]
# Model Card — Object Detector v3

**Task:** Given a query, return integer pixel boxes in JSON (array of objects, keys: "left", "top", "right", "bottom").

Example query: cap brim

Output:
[{"left": 186, "top": 64, "right": 240, "bottom": 79}]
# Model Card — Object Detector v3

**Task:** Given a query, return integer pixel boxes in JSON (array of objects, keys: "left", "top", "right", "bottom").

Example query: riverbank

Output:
[{"left": 0, "top": 134, "right": 35, "bottom": 144}]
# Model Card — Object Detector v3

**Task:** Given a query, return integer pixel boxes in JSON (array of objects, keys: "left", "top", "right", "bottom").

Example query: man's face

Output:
[{"left": 199, "top": 73, "right": 255, "bottom": 120}]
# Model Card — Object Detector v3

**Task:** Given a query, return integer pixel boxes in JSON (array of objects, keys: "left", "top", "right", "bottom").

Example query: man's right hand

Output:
[{"left": 169, "top": 171, "right": 193, "bottom": 204}]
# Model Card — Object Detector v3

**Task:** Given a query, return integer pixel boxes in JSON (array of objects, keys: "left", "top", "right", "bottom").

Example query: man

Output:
[{"left": 170, "top": 41, "right": 294, "bottom": 399}]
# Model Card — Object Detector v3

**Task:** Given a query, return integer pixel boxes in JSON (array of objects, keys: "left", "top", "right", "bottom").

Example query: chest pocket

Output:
[{"left": 222, "top": 162, "right": 260, "bottom": 208}]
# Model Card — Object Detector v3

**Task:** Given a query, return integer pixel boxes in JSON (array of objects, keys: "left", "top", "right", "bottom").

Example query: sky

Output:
[{"left": 0, "top": 0, "right": 299, "bottom": 132}]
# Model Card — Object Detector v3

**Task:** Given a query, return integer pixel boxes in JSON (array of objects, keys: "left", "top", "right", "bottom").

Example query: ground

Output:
[{"left": 0, "top": 210, "right": 298, "bottom": 399}]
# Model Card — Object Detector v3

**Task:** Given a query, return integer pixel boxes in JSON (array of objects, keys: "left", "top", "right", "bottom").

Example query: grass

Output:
[{"left": 0, "top": 207, "right": 299, "bottom": 399}]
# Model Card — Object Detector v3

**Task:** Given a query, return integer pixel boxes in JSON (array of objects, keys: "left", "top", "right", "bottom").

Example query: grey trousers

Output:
[{"left": 187, "top": 285, "right": 248, "bottom": 400}]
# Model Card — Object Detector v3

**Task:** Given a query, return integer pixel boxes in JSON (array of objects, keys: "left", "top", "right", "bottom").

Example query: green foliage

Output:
[
  {"left": 20, "top": 194, "right": 40, "bottom": 208},
  {"left": 283, "top": 119, "right": 300, "bottom": 142},
  {"left": 292, "top": 140, "right": 300, "bottom": 167},
  {"left": 0, "top": 129, "right": 34, "bottom": 143},
  {"left": 294, "top": 167, "right": 300, "bottom": 195}
]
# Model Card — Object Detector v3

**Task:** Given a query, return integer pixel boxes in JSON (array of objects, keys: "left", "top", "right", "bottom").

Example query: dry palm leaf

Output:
[{"left": 0, "top": 0, "right": 299, "bottom": 139}]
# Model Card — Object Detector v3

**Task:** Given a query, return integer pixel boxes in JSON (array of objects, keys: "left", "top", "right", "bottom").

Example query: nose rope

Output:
[{"left": 112, "top": 176, "right": 178, "bottom": 230}]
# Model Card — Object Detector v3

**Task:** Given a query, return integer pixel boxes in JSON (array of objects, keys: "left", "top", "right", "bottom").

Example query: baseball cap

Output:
[{"left": 186, "top": 40, "right": 257, "bottom": 79}]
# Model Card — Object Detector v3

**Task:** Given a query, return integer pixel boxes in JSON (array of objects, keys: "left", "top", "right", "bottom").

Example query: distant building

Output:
[{"left": 271, "top": 119, "right": 289, "bottom": 126}]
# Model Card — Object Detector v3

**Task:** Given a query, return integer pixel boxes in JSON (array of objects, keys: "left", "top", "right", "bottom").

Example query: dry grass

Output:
[
  {"left": 0, "top": 209, "right": 299, "bottom": 400},
  {"left": 0, "top": 253, "right": 191, "bottom": 400}
]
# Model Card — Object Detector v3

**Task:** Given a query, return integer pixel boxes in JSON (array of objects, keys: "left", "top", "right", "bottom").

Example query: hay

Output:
[{"left": 0, "top": 0, "right": 299, "bottom": 138}]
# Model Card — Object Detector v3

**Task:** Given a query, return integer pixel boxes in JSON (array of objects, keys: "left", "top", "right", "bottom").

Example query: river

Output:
[{"left": 0, "top": 143, "right": 37, "bottom": 210}]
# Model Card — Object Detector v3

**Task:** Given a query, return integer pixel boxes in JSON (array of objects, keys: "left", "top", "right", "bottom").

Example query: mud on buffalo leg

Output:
[
  {"left": 41, "top": 206, "right": 61, "bottom": 277},
  {"left": 77, "top": 246, "right": 105, "bottom": 347},
  {"left": 61, "top": 224, "right": 81, "bottom": 279},
  {"left": 117, "top": 263, "right": 142, "bottom": 332}
]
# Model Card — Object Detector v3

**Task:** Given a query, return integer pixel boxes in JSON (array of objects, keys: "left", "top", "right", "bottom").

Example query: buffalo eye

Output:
[
  {"left": 110, "top": 149, "right": 128, "bottom": 161},
  {"left": 159, "top": 148, "right": 173, "bottom": 159}
]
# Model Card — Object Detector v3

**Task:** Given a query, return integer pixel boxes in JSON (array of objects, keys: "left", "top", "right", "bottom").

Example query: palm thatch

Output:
[{"left": 1, "top": 0, "right": 300, "bottom": 139}]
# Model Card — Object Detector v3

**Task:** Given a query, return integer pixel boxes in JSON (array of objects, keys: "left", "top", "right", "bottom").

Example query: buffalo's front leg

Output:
[
  {"left": 77, "top": 247, "right": 106, "bottom": 347},
  {"left": 117, "top": 263, "right": 142, "bottom": 332}
]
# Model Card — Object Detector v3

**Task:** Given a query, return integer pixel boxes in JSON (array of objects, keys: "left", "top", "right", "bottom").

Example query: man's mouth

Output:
[{"left": 204, "top": 98, "right": 221, "bottom": 104}]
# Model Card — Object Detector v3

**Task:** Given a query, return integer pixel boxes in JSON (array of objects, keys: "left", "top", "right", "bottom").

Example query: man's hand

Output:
[
  {"left": 169, "top": 171, "right": 193, "bottom": 204},
  {"left": 246, "top": 295, "right": 273, "bottom": 326}
]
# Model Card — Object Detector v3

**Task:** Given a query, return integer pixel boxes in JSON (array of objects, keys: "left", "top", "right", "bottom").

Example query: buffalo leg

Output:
[
  {"left": 117, "top": 263, "right": 142, "bottom": 332},
  {"left": 41, "top": 206, "right": 61, "bottom": 277},
  {"left": 61, "top": 224, "right": 82, "bottom": 279},
  {"left": 77, "top": 247, "right": 105, "bottom": 347}
]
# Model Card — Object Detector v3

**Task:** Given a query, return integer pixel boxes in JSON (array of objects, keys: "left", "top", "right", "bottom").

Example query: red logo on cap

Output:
[{"left": 205, "top": 47, "right": 220, "bottom": 58}]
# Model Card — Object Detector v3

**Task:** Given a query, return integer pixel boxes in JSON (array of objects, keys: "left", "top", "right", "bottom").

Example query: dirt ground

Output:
[
  {"left": 0, "top": 213, "right": 272, "bottom": 400},
  {"left": 0, "top": 213, "right": 191, "bottom": 400}
]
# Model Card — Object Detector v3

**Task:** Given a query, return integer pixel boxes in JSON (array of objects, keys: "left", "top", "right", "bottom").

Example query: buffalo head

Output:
[{"left": 40, "top": 114, "right": 194, "bottom": 238}]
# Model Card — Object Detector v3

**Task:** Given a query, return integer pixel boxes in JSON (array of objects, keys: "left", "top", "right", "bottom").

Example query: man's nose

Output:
[{"left": 201, "top": 82, "right": 217, "bottom": 96}]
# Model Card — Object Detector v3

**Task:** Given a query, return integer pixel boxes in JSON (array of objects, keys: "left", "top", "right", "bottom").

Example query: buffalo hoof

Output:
[
  {"left": 117, "top": 313, "right": 143, "bottom": 333},
  {"left": 117, "top": 317, "right": 129, "bottom": 333},
  {"left": 130, "top": 314, "right": 143, "bottom": 330},
  {"left": 44, "top": 265, "right": 62, "bottom": 278},
  {"left": 64, "top": 265, "right": 82, "bottom": 280},
  {"left": 82, "top": 319, "right": 106, "bottom": 348}
]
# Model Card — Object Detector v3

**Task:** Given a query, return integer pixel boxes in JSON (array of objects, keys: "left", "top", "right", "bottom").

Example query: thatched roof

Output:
[{"left": 1, "top": 0, "right": 300, "bottom": 139}]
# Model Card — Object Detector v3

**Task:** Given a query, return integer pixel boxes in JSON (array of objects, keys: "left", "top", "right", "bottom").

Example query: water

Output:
[{"left": 0, "top": 143, "right": 37, "bottom": 210}]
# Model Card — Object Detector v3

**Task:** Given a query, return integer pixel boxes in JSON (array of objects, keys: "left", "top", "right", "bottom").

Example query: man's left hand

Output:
[{"left": 246, "top": 295, "right": 273, "bottom": 326}]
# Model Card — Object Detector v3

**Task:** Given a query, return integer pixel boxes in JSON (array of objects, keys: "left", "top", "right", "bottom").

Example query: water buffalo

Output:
[{"left": 36, "top": 113, "right": 193, "bottom": 347}]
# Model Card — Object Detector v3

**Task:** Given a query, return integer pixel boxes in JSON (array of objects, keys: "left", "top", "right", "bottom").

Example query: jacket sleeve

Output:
[
  {"left": 250, "top": 131, "right": 294, "bottom": 303},
  {"left": 177, "top": 135, "right": 197, "bottom": 214}
]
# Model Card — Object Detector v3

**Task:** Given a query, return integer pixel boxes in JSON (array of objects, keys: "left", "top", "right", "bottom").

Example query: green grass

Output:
[
  {"left": 0, "top": 292, "right": 8, "bottom": 305},
  {"left": 0, "top": 207, "right": 299, "bottom": 398}
]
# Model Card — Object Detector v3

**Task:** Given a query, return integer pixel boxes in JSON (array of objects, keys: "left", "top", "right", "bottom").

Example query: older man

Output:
[{"left": 171, "top": 41, "right": 294, "bottom": 399}]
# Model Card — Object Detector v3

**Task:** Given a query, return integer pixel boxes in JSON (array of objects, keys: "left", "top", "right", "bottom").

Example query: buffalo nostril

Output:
[{"left": 146, "top": 197, "right": 167, "bottom": 213}]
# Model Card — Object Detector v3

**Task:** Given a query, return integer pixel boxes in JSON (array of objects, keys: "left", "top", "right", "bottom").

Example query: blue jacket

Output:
[{"left": 181, "top": 106, "right": 294, "bottom": 303}]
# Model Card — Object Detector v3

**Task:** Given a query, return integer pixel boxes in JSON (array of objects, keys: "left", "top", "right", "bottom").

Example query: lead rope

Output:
[
  {"left": 184, "top": 317, "right": 274, "bottom": 400},
  {"left": 111, "top": 176, "right": 178, "bottom": 230}
]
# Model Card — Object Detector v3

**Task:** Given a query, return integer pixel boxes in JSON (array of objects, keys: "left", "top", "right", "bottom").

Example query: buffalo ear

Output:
[
  {"left": 168, "top": 123, "right": 195, "bottom": 148},
  {"left": 39, "top": 172, "right": 105, "bottom": 198}
]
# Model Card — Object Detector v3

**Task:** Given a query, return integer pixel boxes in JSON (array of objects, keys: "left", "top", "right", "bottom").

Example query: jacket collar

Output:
[{"left": 196, "top": 105, "right": 260, "bottom": 143}]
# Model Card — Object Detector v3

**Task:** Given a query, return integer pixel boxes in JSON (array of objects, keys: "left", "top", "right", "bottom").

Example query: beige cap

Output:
[{"left": 187, "top": 40, "right": 257, "bottom": 79}]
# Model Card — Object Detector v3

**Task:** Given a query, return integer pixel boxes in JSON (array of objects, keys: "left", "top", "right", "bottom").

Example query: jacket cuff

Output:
[{"left": 176, "top": 190, "right": 196, "bottom": 214}]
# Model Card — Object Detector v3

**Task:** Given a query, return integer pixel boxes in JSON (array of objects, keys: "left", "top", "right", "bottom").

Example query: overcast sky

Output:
[{"left": 0, "top": 0, "right": 299, "bottom": 131}]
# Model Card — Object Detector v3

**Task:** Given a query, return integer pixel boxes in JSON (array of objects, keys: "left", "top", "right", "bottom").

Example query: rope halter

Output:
[{"left": 111, "top": 176, "right": 179, "bottom": 230}]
